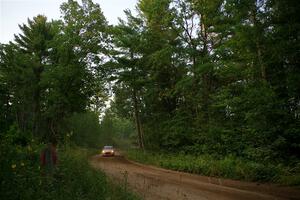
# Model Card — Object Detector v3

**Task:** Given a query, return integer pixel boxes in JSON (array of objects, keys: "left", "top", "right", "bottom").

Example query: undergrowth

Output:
[
  {"left": 0, "top": 138, "right": 139, "bottom": 200},
  {"left": 126, "top": 149, "right": 300, "bottom": 186}
]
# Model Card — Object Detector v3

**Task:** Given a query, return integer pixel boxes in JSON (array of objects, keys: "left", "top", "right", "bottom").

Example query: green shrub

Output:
[
  {"left": 126, "top": 149, "right": 300, "bottom": 186},
  {"left": 0, "top": 135, "right": 139, "bottom": 200}
]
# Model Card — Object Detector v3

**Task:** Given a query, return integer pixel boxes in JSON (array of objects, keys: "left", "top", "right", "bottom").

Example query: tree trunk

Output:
[
  {"left": 251, "top": 4, "right": 266, "bottom": 81},
  {"left": 256, "top": 41, "right": 266, "bottom": 80},
  {"left": 130, "top": 51, "right": 144, "bottom": 150},
  {"left": 132, "top": 88, "right": 144, "bottom": 150},
  {"left": 32, "top": 65, "right": 43, "bottom": 136},
  {"left": 199, "top": 13, "right": 211, "bottom": 124}
]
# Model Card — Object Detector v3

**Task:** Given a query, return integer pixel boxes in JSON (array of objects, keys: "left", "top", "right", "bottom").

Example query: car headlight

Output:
[{"left": 102, "top": 150, "right": 105, "bottom": 153}]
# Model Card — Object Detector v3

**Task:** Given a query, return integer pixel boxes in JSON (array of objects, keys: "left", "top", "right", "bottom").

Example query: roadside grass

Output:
[
  {"left": 0, "top": 142, "right": 140, "bottom": 200},
  {"left": 125, "top": 149, "right": 300, "bottom": 186}
]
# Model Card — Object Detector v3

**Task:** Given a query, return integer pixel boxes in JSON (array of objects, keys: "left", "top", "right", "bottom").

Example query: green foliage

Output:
[
  {"left": 109, "top": 0, "right": 300, "bottom": 166},
  {"left": 0, "top": 0, "right": 109, "bottom": 143},
  {"left": 66, "top": 112, "right": 103, "bottom": 148},
  {"left": 0, "top": 130, "right": 139, "bottom": 200},
  {"left": 99, "top": 110, "right": 136, "bottom": 149},
  {"left": 1, "top": 0, "right": 300, "bottom": 188},
  {"left": 126, "top": 149, "right": 300, "bottom": 185}
]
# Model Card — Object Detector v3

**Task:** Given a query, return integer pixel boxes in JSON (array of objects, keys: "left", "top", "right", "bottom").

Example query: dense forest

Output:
[
  {"left": 1, "top": 0, "right": 300, "bottom": 190},
  {"left": 106, "top": 0, "right": 300, "bottom": 161}
]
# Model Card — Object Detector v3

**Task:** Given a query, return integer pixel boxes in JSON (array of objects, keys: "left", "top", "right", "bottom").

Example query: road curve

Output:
[{"left": 90, "top": 155, "right": 300, "bottom": 200}]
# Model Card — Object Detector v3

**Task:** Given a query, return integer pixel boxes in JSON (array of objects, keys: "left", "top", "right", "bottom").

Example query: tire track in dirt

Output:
[{"left": 90, "top": 154, "right": 300, "bottom": 200}]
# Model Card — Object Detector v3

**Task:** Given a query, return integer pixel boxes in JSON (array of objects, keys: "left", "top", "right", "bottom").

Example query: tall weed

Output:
[
  {"left": 126, "top": 149, "right": 300, "bottom": 185},
  {"left": 0, "top": 138, "right": 139, "bottom": 200}
]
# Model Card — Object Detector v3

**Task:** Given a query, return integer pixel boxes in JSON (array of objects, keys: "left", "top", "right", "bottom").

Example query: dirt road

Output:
[{"left": 90, "top": 155, "right": 300, "bottom": 200}]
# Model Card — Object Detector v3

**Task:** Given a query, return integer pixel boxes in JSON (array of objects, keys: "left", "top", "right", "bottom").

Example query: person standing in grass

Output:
[{"left": 40, "top": 140, "right": 58, "bottom": 175}]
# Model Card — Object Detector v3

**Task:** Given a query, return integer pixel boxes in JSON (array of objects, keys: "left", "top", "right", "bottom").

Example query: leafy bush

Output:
[
  {"left": 126, "top": 149, "right": 300, "bottom": 185},
  {"left": 66, "top": 112, "right": 107, "bottom": 148},
  {"left": 0, "top": 131, "right": 139, "bottom": 200}
]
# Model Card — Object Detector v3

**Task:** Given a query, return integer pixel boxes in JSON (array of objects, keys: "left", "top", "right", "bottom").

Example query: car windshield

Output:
[{"left": 103, "top": 146, "right": 113, "bottom": 150}]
